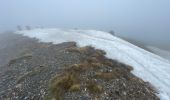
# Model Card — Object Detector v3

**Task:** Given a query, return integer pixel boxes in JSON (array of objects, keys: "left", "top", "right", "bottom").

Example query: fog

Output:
[{"left": 0, "top": 0, "right": 170, "bottom": 49}]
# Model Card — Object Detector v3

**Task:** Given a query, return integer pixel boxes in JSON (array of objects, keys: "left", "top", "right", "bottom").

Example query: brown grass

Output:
[
  {"left": 69, "top": 84, "right": 81, "bottom": 92},
  {"left": 95, "top": 67, "right": 133, "bottom": 80},
  {"left": 49, "top": 73, "right": 79, "bottom": 100},
  {"left": 67, "top": 59, "right": 105, "bottom": 74},
  {"left": 86, "top": 80, "right": 103, "bottom": 93},
  {"left": 66, "top": 46, "right": 94, "bottom": 54},
  {"left": 95, "top": 72, "right": 114, "bottom": 80},
  {"left": 92, "top": 49, "right": 106, "bottom": 57},
  {"left": 48, "top": 46, "right": 134, "bottom": 99},
  {"left": 68, "top": 63, "right": 88, "bottom": 72}
]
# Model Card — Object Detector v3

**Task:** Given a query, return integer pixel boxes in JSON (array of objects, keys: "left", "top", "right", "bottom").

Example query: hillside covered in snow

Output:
[{"left": 16, "top": 28, "right": 170, "bottom": 100}]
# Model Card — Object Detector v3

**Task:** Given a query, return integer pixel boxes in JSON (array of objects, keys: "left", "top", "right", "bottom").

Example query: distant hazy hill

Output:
[
  {"left": 147, "top": 46, "right": 170, "bottom": 61},
  {"left": 117, "top": 36, "right": 152, "bottom": 52}
]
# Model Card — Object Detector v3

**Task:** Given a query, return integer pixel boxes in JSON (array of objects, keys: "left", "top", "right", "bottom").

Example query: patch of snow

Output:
[{"left": 16, "top": 28, "right": 170, "bottom": 100}]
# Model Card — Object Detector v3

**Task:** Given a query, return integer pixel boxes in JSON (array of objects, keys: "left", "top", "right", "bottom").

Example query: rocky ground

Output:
[{"left": 0, "top": 33, "right": 159, "bottom": 100}]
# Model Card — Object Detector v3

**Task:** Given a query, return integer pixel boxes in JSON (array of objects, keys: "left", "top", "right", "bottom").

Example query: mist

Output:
[{"left": 0, "top": 0, "right": 170, "bottom": 49}]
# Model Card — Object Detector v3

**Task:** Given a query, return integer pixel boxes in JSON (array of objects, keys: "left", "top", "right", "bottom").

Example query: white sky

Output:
[{"left": 0, "top": 0, "right": 170, "bottom": 46}]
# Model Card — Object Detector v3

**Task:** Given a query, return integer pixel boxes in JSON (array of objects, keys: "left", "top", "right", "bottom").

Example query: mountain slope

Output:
[{"left": 16, "top": 28, "right": 170, "bottom": 100}]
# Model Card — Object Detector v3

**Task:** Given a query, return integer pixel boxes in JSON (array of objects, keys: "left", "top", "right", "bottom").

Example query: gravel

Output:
[{"left": 0, "top": 33, "right": 159, "bottom": 100}]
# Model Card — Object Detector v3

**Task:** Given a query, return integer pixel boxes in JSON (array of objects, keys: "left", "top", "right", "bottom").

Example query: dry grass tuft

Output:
[
  {"left": 69, "top": 63, "right": 88, "bottom": 72},
  {"left": 95, "top": 68, "right": 132, "bottom": 80},
  {"left": 92, "top": 49, "right": 106, "bottom": 57},
  {"left": 67, "top": 59, "right": 104, "bottom": 73},
  {"left": 66, "top": 46, "right": 94, "bottom": 54},
  {"left": 95, "top": 72, "right": 114, "bottom": 80},
  {"left": 125, "top": 65, "right": 134, "bottom": 71},
  {"left": 69, "top": 84, "right": 81, "bottom": 92},
  {"left": 49, "top": 73, "right": 79, "bottom": 100},
  {"left": 86, "top": 80, "right": 103, "bottom": 93}
]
